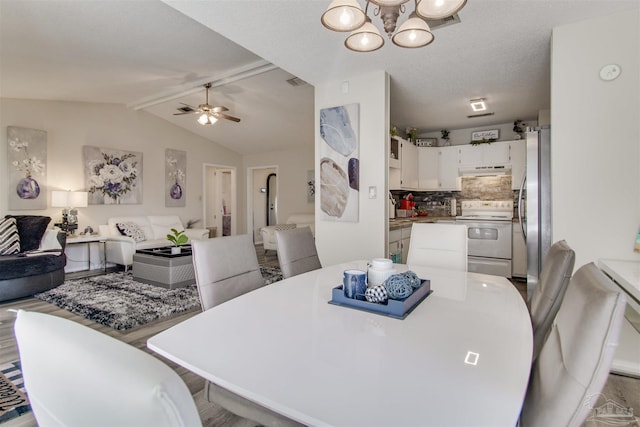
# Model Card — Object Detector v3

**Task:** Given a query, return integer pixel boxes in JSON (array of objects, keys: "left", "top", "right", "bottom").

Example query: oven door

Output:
[{"left": 457, "top": 220, "right": 513, "bottom": 259}]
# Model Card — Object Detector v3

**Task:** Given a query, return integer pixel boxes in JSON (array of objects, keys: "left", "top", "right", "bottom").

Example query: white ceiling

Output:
[{"left": 2, "top": 0, "right": 638, "bottom": 154}]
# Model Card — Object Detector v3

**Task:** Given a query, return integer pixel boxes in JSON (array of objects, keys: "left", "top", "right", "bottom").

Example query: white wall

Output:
[
  {"left": 0, "top": 98, "right": 244, "bottom": 233},
  {"left": 551, "top": 9, "right": 640, "bottom": 268},
  {"left": 314, "top": 70, "right": 389, "bottom": 266}
]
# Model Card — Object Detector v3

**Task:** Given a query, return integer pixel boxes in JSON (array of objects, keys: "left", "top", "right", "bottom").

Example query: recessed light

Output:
[{"left": 470, "top": 98, "right": 487, "bottom": 112}]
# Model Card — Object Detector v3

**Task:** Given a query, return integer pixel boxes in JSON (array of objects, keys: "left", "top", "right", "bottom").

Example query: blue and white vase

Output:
[{"left": 16, "top": 176, "right": 40, "bottom": 199}]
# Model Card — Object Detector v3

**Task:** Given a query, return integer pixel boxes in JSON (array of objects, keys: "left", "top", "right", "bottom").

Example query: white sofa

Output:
[
  {"left": 99, "top": 215, "right": 209, "bottom": 269},
  {"left": 260, "top": 213, "right": 315, "bottom": 252}
]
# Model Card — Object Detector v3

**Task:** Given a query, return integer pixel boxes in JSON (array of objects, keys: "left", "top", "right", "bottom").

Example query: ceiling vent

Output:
[
  {"left": 286, "top": 77, "right": 309, "bottom": 87},
  {"left": 177, "top": 106, "right": 195, "bottom": 113},
  {"left": 467, "top": 112, "right": 495, "bottom": 119},
  {"left": 426, "top": 13, "right": 461, "bottom": 31}
]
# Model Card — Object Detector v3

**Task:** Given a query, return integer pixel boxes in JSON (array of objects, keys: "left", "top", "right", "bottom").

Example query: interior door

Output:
[{"left": 204, "top": 164, "right": 236, "bottom": 237}]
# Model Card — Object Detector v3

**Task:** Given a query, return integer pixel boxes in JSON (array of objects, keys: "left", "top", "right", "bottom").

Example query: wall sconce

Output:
[{"left": 51, "top": 190, "right": 88, "bottom": 235}]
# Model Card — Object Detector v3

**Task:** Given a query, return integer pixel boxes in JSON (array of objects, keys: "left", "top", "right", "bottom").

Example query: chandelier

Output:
[{"left": 321, "top": 0, "right": 467, "bottom": 52}]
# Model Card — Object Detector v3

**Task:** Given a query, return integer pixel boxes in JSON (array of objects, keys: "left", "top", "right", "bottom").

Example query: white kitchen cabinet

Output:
[
  {"left": 509, "top": 140, "right": 526, "bottom": 191},
  {"left": 390, "top": 136, "right": 401, "bottom": 169},
  {"left": 388, "top": 224, "right": 413, "bottom": 264},
  {"left": 512, "top": 220, "right": 527, "bottom": 278},
  {"left": 401, "top": 139, "right": 419, "bottom": 189},
  {"left": 459, "top": 141, "right": 510, "bottom": 166},
  {"left": 418, "top": 147, "right": 439, "bottom": 190},
  {"left": 438, "top": 146, "right": 460, "bottom": 190}
]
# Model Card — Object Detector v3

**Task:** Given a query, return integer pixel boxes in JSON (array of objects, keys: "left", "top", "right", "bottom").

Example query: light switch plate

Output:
[{"left": 368, "top": 186, "right": 377, "bottom": 199}]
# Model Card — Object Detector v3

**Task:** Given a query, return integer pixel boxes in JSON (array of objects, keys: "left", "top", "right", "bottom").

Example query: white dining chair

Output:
[
  {"left": 520, "top": 262, "right": 626, "bottom": 427},
  {"left": 275, "top": 226, "right": 321, "bottom": 279},
  {"left": 14, "top": 310, "right": 202, "bottom": 427},
  {"left": 529, "top": 239, "right": 575, "bottom": 362},
  {"left": 406, "top": 222, "right": 468, "bottom": 271},
  {"left": 191, "top": 234, "right": 265, "bottom": 310}
]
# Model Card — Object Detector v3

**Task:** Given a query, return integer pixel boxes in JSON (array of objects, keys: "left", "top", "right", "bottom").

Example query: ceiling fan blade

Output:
[
  {"left": 173, "top": 111, "right": 198, "bottom": 116},
  {"left": 211, "top": 106, "right": 229, "bottom": 113},
  {"left": 178, "top": 102, "right": 198, "bottom": 109},
  {"left": 214, "top": 112, "right": 241, "bottom": 123}
]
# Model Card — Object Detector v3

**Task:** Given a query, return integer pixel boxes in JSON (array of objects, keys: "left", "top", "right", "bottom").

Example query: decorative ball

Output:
[
  {"left": 403, "top": 270, "right": 422, "bottom": 289},
  {"left": 384, "top": 274, "right": 414, "bottom": 300},
  {"left": 365, "top": 285, "right": 388, "bottom": 304}
]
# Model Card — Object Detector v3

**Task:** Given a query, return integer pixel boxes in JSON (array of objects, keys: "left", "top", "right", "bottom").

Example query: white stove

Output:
[
  {"left": 456, "top": 200, "right": 514, "bottom": 278},
  {"left": 457, "top": 200, "right": 514, "bottom": 221}
]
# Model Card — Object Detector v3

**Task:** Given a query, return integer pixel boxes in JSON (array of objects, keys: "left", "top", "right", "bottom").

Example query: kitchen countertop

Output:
[{"left": 389, "top": 216, "right": 453, "bottom": 230}]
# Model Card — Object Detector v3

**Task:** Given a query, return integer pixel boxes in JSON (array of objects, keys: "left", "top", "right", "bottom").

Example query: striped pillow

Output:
[{"left": 0, "top": 217, "right": 20, "bottom": 255}]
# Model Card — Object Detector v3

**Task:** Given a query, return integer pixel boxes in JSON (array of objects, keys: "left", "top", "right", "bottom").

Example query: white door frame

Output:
[
  {"left": 203, "top": 163, "right": 237, "bottom": 236},
  {"left": 247, "top": 165, "right": 278, "bottom": 243}
]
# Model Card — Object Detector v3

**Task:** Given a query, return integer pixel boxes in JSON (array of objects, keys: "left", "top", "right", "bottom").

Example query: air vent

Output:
[
  {"left": 467, "top": 112, "right": 495, "bottom": 119},
  {"left": 426, "top": 13, "right": 461, "bottom": 31},
  {"left": 177, "top": 106, "right": 195, "bottom": 113},
  {"left": 286, "top": 77, "right": 308, "bottom": 87}
]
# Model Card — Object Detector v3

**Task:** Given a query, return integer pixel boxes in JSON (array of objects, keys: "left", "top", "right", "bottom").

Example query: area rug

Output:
[
  {"left": 35, "top": 266, "right": 282, "bottom": 331},
  {"left": 0, "top": 361, "right": 30, "bottom": 423}
]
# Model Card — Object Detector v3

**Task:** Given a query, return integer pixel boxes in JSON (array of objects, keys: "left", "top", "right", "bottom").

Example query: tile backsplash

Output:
[{"left": 459, "top": 175, "right": 512, "bottom": 200}]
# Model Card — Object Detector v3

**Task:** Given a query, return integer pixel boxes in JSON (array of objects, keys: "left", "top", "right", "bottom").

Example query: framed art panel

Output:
[
  {"left": 319, "top": 103, "right": 359, "bottom": 222},
  {"left": 7, "top": 126, "right": 47, "bottom": 210},
  {"left": 83, "top": 146, "right": 143, "bottom": 205},
  {"left": 165, "top": 149, "right": 186, "bottom": 207}
]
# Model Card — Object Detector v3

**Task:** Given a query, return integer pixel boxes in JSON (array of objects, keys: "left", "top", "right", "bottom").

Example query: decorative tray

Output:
[{"left": 328, "top": 279, "right": 432, "bottom": 320}]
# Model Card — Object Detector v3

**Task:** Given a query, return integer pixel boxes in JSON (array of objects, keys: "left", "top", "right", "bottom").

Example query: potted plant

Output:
[
  {"left": 440, "top": 129, "right": 450, "bottom": 146},
  {"left": 406, "top": 127, "right": 417, "bottom": 142},
  {"left": 167, "top": 228, "right": 188, "bottom": 254},
  {"left": 513, "top": 119, "right": 527, "bottom": 139}
]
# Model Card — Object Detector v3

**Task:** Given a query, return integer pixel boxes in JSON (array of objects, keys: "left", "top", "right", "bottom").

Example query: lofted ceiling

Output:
[{"left": 1, "top": 0, "right": 638, "bottom": 154}]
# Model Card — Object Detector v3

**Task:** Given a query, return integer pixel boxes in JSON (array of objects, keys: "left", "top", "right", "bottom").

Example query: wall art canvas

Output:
[
  {"left": 83, "top": 146, "right": 143, "bottom": 205},
  {"left": 319, "top": 103, "right": 359, "bottom": 222},
  {"left": 7, "top": 126, "right": 47, "bottom": 210},
  {"left": 165, "top": 149, "right": 186, "bottom": 207}
]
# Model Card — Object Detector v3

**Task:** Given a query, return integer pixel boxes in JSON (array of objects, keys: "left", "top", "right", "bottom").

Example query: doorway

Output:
[
  {"left": 247, "top": 166, "right": 278, "bottom": 243},
  {"left": 203, "top": 164, "right": 237, "bottom": 237}
]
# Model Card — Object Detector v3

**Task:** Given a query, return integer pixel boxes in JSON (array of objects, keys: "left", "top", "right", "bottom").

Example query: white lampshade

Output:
[
  {"left": 51, "top": 190, "right": 88, "bottom": 208},
  {"left": 345, "top": 19, "right": 385, "bottom": 52},
  {"left": 369, "top": 0, "right": 409, "bottom": 6},
  {"left": 416, "top": 0, "right": 467, "bottom": 20},
  {"left": 392, "top": 13, "right": 434, "bottom": 48},
  {"left": 321, "top": 0, "right": 366, "bottom": 32}
]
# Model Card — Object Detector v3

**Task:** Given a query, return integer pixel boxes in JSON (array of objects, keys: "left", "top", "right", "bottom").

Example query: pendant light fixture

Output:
[{"left": 321, "top": 0, "right": 466, "bottom": 52}]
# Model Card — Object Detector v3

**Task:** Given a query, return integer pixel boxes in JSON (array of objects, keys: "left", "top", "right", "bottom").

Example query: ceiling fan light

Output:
[
  {"left": 369, "top": 0, "right": 409, "bottom": 6},
  {"left": 321, "top": 0, "right": 366, "bottom": 32},
  {"left": 207, "top": 114, "right": 218, "bottom": 125},
  {"left": 392, "top": 13, "right": 434, "bottom": 48},
  {"left": 198, "top": 113, "right": 209, "bottom": 125},
  {"left": 345, "top": 19, "right": 384, "bottom": 52},
  {"left": 416, "top": 0, "right": 467, "bottom": 20}
]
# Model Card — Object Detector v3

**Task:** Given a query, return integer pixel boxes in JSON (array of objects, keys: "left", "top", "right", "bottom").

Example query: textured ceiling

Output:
[{"left": 2, "top": 0, "right": 638, "bottom": 154}]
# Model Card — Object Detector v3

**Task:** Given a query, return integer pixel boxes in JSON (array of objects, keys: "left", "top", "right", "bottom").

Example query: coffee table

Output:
[{"left": 132, "top": 246, "right": 194, "bottom": 289}]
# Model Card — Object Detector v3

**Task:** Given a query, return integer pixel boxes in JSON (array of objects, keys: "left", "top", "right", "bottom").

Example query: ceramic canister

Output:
[{"left": 368, "top": 258, "right": 396, "bottom": 287}]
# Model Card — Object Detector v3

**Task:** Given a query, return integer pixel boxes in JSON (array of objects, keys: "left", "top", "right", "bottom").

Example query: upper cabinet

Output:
[
  {"left": 400, "top": 139, "right": 419, "bottom": 189},
  {"left": 438, "top": 146, "right": 461, "bottom": 190},
  {"left": 390, "top": 136, "right": 401, "bottom": 169},
  {"left": 459, "top": 143, "right": 510, "bottom": 166}
]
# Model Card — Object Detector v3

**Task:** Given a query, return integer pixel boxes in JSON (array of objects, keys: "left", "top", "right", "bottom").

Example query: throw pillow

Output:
[
  {"left": 116, "top": 222, "right": 146, "bottom": 242},
  {"left": 5, "top": 215, "right": 51, "bottom": 252},
  {"left": 0, "top": 217, "right": 20, "bottom": 255}
]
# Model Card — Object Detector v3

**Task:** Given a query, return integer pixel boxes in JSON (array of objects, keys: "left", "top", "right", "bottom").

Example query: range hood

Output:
[{"left": 459, "top": 165, "right": 512, "bottom": 177}]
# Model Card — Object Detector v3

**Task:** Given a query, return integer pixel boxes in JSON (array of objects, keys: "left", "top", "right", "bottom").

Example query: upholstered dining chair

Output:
[
  {"left": 191, "top": 234, "right": 265, "bottom": 311},
  {"left": 406, "top": 223, "right": 468, "bottom": 271},
  {"left": 520, "top": 263, "right": 626, "bottom": 427},
  {"left": 191, "top": 235, "right": 303, "bottom": 427},
  {"left": 275, "top": 226, "right": 322, "bottom": 279},
  {"left": 14, "top": 310, "right": 202, "bottom": 427},
  {"left": 529, "top": 240, "right": 575, "bottom": 362}
]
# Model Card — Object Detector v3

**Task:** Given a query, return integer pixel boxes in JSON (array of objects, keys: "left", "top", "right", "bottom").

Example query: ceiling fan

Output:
[{"left": 173, "top": 83, "right": 241, "bottom": 125}]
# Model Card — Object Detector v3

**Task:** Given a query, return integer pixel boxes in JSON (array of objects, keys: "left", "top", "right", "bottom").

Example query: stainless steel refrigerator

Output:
[{"left": 517, "top": 126, "right": 552, "bottom": 300}]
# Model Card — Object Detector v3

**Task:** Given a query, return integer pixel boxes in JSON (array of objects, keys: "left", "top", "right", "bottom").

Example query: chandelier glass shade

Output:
[
  {"left": 321, "top": 0, "right": 466, "bottom": 52},
  {"left": 198, "top": 113, "right": 218, "bottom": 125}
]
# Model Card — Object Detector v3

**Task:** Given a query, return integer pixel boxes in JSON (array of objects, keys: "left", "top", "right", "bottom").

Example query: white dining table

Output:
[{"left": 148, "top": 261, "right": 533, "bottom": 427}]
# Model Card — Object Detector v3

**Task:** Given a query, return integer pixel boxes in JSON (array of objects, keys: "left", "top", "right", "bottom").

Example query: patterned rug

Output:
[
  {"left": 35, "top": 266, "right": 282, "bottom": 331},
  {"left": 0, "top": 361, "right": 30, "bottom": 423}
]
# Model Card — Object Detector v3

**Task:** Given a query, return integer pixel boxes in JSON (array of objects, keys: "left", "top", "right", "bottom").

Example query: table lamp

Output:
[{"left": 51, "top": 190, "right": 88, "bottom": 235}]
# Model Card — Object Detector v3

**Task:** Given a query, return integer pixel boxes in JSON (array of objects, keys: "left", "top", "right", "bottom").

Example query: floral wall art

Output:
[
  {"left": 83, "top": 146, "right": 142, "bottom": 205},
  {"left": 319, "top": 103, "right": 359, "bottom": 222},
  {"left": 165, "top": 149, "right": 186, "bottom": 207},
  {"left": 7, "top": 126, "right": 47, "bottom": 210}
]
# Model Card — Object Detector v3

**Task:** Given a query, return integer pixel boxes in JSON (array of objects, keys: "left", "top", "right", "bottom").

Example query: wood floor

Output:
[{"left": 1, "top": 245, "right": 637, "bottom": 427}]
